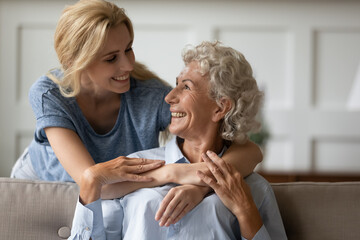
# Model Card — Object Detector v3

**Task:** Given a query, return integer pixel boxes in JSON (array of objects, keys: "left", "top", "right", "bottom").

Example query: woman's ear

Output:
[{"left": 212, "top": 98, "right": 232, "bottom": 122}]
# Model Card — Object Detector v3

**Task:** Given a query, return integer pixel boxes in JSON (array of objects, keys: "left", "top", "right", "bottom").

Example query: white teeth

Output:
[
  {"left": 171, "top": 112, "right": 186, "bottom": 118},
  {"left": 113, "top": 75, "right": 128, "bottom": 81}
]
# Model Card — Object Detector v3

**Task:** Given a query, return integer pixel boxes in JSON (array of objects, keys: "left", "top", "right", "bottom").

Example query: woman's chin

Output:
[{"left": 169, "top": 125, "right": 184, "bottom": 137}]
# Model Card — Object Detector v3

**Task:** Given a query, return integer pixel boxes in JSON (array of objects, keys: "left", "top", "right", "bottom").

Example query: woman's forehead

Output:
[{"left": 177, "top": 62, "right": 201, "bottom": 79}]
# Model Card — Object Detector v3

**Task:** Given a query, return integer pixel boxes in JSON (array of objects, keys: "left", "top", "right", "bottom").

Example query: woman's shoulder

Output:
[
  {"left": 29, "top": 69, "right": 62, "bottom": 96},
  {"left": 245, "top": 173, "right": 273, "bottom": 195},
  {"left": 28, "top": 69, "right": 71, "bottom": 108}
]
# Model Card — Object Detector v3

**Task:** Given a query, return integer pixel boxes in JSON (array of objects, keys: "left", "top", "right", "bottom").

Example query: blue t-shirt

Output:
[{"left": 28, "top": 69, "right": 171, "bottom": 182}]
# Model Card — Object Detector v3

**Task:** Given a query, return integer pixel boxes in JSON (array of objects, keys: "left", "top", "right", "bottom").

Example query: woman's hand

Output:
[
  {"left": 155, "top": 185, "right": 211, "bottom": 227},
  {"left": 79, "top": 157, "right": 165, "bottom": 205},
  {"left": 197, "top": 151, "right": 263, "bottom": 239},
  {"left": 86, "top": 156, "right": 165, "bottom": 185}
]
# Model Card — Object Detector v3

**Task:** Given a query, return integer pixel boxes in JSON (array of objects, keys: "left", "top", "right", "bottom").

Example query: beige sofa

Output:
[{"left": 1, "top": 177, "right": 360, "bottom": 240}]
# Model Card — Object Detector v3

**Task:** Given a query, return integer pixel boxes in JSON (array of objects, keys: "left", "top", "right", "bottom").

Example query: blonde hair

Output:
[
  {"left": 182, "top": 41, "right": 264, "bottom": 144},
  {"left": 48, "top": 0, "right": 165, "bottom": 97}
]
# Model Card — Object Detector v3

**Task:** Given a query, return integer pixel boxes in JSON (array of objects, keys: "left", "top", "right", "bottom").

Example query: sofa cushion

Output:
[
  {"left": 272, "top": 182, "right": 360, "bottom": 240},
  {"left": 0, "top": 177, "right": 79, "bottom": 239}
]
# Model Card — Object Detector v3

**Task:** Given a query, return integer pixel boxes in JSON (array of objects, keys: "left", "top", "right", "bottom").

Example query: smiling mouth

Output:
[
  {"left": 112, "top": 75, "right": 129, "bottom": 81},
  {"left": 171, "top": 112, "right": 187, "bottom": 118}
]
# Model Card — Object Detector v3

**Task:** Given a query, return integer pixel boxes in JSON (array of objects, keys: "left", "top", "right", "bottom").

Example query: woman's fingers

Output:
[
  {"left": 155, "top": 190, "right": 174, "bottom": 221},
  {"left": 127, "top": 160, "right": 165, "bottom": 174},
  {"left": 156, "top": 185, "right": 204, "bottom": 227},
  {"left": 157, "top": 191, "right": 182, "bottom": 226},
  {"left": 197, "top": 170, "right": 219, "bottom": 191},
  {"left": 163, "top": 203, "right": 190, "bottom": 226},
  {"left": 126, "top": 157, "right": 165, "bottom": 166},
  {"left": 205, "top": 151, "right": 231, "bottom": 174},
  {"left": 170, "top": 206, "right": 191, "bottom": 225},
  {"left": 201, "top": 152, "right": 226, "bottom": 184},
  {"left": 201, "top": 151, "right": 241, "bottom": 185}
]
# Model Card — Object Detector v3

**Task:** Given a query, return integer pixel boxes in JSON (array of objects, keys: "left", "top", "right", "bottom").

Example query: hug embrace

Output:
[{"left": 11, "top": 0, "right": 286, "bottom": 239}]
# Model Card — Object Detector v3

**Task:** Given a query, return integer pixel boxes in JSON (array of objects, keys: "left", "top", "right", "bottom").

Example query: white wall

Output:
[{"left": 1, "top": 0, "right": 360, "bottom": 177}]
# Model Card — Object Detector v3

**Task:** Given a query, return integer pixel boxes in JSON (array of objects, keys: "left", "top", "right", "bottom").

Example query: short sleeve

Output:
[{"left": 28, "top": 76, "right": 76, "bottom": 144}]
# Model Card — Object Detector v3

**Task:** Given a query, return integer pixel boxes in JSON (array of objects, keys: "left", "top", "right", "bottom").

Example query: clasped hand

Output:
[
  {"left": 79, "top": 156, "right": 165, "bottom": 205},
  {"left": 197, "top": 151, "right": 258, "bottom": 221},
  {"left": 197, "top": 151, "right": 263, "bottom": 239},
  {"left": 85, "top": 156, "right": 165, "bottom": 185}
]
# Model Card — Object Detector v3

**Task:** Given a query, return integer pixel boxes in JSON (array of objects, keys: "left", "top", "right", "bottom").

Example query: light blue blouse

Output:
[{"left": 69, "top": 137, "right": 287, "bottom": 240}]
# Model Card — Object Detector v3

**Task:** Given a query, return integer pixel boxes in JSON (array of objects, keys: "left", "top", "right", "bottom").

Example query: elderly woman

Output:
[{"left": 70, "top": 41, "right": 287, "bottom": 240}]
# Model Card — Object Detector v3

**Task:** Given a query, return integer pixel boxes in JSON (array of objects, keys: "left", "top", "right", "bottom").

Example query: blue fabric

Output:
[
  {"left": 70, "top": 137, "right": 287, "bottom": 240},
  {"left": 27, "top": 69, "right": 171, "bottom": 182}
]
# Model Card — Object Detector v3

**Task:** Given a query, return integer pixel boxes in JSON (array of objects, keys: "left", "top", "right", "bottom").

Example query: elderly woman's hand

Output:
[
  {"left": 197, "top": 151, "right": 263, "bottom": 239},
  {"left": 155, "top": 184, "right": 211, "bottom": 227}
]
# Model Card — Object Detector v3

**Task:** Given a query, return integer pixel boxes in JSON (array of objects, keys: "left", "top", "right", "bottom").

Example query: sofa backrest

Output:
[{"left": 1, "top": 177, "right": 360, "bottom": 239}]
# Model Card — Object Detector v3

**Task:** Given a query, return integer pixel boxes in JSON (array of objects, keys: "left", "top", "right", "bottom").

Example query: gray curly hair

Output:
[{"left": 182, "top": 41, "right": 264, "bottom": 144}]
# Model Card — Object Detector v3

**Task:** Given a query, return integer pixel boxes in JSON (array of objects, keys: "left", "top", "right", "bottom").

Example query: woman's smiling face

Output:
[
  {"left": 165, "top": 61, "right": 220, "bottom": 140},
  {"left": 81, "top": 23, "right": 135, "bottom": 96}
]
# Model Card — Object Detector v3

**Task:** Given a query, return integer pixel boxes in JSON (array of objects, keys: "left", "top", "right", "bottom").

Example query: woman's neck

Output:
[
  {"left": 180, "top": 132, "right": 224, "bottom": 163},
  {"left": 76, "top": 91, "right": 121, "bottom": 135}
]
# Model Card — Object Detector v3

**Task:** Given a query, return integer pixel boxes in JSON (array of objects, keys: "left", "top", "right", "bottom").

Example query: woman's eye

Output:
[
  {"left": 106, "top": 55, "right": 117, "bottom": 63},
  {"left": 184, "top": 84, "right": 190, "bottom": 90},
  {"left": 125, "top": 47, "right": 133, "bottom": 53}
]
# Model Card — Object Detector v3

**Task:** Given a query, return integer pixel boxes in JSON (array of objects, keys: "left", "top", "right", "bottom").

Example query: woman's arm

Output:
[
  {"left": 45, "top": 127, "right": 96, "bottom": 184},
  {"left": 223, "top": 140, "right": 263, "bottom": 177},
  {"left": 46, "top": 126, "right": 260, "bottom": 200},
  {"left": 101, "top": 140, "right": 262, "bottom": 199},
  {"left": 169, "top": 140, "right": 262, "bottom": 186},
  {"left": 45, "top": 127, "right": 165, "bottom": 200}
]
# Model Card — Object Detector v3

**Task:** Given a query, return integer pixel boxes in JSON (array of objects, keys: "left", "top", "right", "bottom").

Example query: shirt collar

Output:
[
  {"left": 164, "top": 137, "right": 186, "bottom": 164},
  {"left": 164, "top": 136, "right": 227, "bottom": 164}
]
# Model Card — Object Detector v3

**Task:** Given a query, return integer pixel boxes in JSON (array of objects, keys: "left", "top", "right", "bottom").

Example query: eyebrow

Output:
[
  {"left": 102, "top": 40, "right": 133, "bottom": 57},
  {"left": 175, "top": 77, "right": 194, "bottom": 84},
  {"left": 183, "top": 79, "right": 194, "bottom": 84},
  {"left": 102, "top": 50, "right": 119, "bottom": 57}
]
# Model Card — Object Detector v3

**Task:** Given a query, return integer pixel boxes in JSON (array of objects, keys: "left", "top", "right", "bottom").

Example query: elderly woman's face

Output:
[{"left": 165, "top": 61, "right": 220, "bottom": 139}]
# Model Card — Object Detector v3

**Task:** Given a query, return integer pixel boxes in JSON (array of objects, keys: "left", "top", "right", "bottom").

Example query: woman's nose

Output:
[
  {"left": 119, "top": 54, "right": 134, "bottom": 72},
  {"left": 165, "top": 88, "right": 178, "bottom": 104}
]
